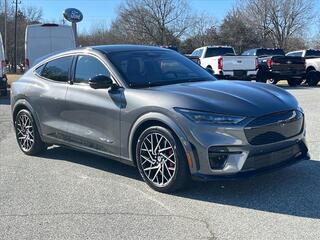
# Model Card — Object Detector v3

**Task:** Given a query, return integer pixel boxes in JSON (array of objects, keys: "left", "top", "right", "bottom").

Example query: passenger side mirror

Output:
[{"left": 89, "top": 75, "right": 113, "bottom": 89}]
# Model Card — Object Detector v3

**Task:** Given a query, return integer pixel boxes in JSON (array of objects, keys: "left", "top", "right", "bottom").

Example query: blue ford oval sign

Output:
[{"left": 63, "top": 8, "right": 83, "bottom": 23}]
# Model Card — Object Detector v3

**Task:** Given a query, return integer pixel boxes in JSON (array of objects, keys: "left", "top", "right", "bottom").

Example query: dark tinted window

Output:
[
  {"left": 41, "top": 57, "right": 73, "bottom": 82},
  {"left": 256, "top": 49, "right": 285, "bottom": 57},
  {"left": 205, "top": 47, "right": 235, "bottom": 57},
  {"left": 287, "top": 51, "right": 303, "bottom": 57},
  {"left": 35, "top": 64, "right": 45, "bottom": 75},
  {"left": 191, "top": 49, "right": 202, "bottom": 57},
  {"left": 74, "top": 55, "right": 110, "bottom": 83},
  {"left": 107, "top": 50, "right": 215, "bottom": 88},
  {"left": 305, "top": 50, "right": 320, "bottom": 57}
]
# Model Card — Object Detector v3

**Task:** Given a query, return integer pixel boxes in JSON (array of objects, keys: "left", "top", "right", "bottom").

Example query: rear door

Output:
[
  {"left": 65, "top": 54, "right": 122, "bottom": 156},
  {"left": 35, "top": 56, "right": 73, "bottom": 139}
]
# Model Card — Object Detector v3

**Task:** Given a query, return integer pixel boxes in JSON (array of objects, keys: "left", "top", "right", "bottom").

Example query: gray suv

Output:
[{"left": 11, "top": 45, "right": 309, "bottom": 192}]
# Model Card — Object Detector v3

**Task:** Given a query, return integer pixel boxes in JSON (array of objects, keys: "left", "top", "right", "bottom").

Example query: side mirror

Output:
[
  {"left": 89, "top": 75, "right": 113, "bottom": 89},
  {"left": 205, "top": 67, "right": 214, "bottom": 75}
]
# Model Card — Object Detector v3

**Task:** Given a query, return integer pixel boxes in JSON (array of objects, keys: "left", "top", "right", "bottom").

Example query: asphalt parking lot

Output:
[{"left": 0, "top": 85, "right": 320, "bottom": 240}]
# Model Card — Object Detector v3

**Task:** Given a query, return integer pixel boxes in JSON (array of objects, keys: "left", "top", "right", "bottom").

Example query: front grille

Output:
[
  {"left": 244, "top": 110, "right": 303, "bottom": 145},
  {"left": 242, "top": 141, "right": 307, "bottom": 171}
]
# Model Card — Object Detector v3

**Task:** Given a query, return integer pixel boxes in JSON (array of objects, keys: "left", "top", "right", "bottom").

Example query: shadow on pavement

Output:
[
  {"left": 40, "top": 145, "right": 320, "bottom": 219},
  {"left": 39, "top": 146, "right": 142, "bottom": 181},
  {"left": 278, "top": 85, "right": 320, "bottom": 90},
  {"left": 176, "top": 159, "right": 320, "bottom": 219}
]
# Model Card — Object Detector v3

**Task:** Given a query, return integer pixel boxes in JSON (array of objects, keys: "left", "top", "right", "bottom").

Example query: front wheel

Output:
[
  {"left": 136, "top": 126, "right": 190, "bottom": 193},
  {"left": 14, "top": 109, "right": 46, "bottom": 155}
]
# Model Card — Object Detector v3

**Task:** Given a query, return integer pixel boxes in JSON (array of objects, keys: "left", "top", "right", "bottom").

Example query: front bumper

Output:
[
  {"left": 177, "top": 110, "right": 308, "bottom": 178},
  {"left": 192, "top": 143, "right": 309, "bottom": 181}
]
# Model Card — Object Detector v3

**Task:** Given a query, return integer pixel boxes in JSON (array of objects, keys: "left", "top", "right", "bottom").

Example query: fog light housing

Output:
[{"left": 208, "top": 147, "right": 229, "bottom": 170}]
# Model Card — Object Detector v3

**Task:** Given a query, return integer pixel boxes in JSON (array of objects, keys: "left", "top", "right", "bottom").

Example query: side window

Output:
[
  {"left": 242, "top": 50, "right": 248, "bottom": 56},
  {"left": 74, "top": 55, "right": 110, "bottom": 83},
  {"left": 191, "top": 50, "right": 199, "bottom": 57},
  {"left": 35, "top": 64, "right": 45, "bottom": 75},
  {"left": 198, "top": 49, "right": 203, "bottom": 57},
  {"left": 41, "top": 57, "right": 73, "bottom": 82}
]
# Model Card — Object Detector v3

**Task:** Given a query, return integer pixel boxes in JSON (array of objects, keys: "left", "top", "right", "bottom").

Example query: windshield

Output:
[
  {"left": 205, "top": 47, "right": 235, "bottom": 57},
  {"left": 107, "top": 50, "right": 216, "bottom": 88},
  {"left": 256, "top": 49, "right": 285, "bottom": 57},
  {"left": 306, "top": 50, "right": 320, "bottom": 57}
]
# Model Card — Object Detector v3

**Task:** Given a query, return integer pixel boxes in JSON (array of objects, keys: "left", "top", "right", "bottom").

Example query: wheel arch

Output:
[
  {"left": 128, "top": 112, "right": 196, "bottom": 173},
  {"left": 12, "top": 99, "right": 43, "bottom": 139},
  {"left": 306, "top": 66, "right": 316, "bottom": 73}
]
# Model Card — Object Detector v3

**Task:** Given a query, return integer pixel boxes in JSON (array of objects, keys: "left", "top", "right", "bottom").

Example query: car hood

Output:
[{"left": 152, "top": 80, "right": 298, "bottom": 117}]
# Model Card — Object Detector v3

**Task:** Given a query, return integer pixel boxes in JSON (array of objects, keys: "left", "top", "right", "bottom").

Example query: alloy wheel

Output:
[
  {"left": 16, "top": 113, "right": 35, "bottom": 152},
  {"left": 139, "top": 132, "right": 176, "bottom": 187}
]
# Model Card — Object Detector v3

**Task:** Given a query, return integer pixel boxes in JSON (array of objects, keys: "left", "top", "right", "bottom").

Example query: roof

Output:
[{"left": 91, "top": 44, "right": 169, "bottom": 54}]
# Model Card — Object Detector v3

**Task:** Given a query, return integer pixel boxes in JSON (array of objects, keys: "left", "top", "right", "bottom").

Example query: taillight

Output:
[
  {"left": 25, "top": 58, "right": 29, "bottom": 68},
  {"left": 255, "top": 58, "right": 259, "bottom": 70},
  {"left": 1, "top": 60, "right": 5, "bottom": 68},
  {"left": 218, "top": 56, "right": 223, "bottom": 70},
  {"left": 266, "top": 59, "right": 273, "bottom": 68}
]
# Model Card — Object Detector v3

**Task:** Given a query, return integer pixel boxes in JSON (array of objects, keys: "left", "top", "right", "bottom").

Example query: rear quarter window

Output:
[{"left": 40, "top": 56, "right": 73, "bottom": 82}]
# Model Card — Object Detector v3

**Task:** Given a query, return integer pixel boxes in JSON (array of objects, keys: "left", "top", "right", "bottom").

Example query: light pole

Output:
[
  {"left": 4, "top": 0, "right": 7, "bottom": 60},
  {"left": 63, "top": 8, "right": 83, "bottom": 47},
  {"left": 13, "top": 0, "right": 21, "bottom": 73}
]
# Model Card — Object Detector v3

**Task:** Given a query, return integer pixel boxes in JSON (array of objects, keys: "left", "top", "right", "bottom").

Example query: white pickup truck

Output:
[
  {"left": 191, "top": 46, "right": 258, "bottom": 80},
  {"left": 286, "top": 49, "right": 320, "bottom": 86}
]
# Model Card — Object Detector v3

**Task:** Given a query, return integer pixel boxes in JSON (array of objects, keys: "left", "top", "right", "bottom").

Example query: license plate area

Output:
[{"left": 233, "top": 70, "right": 248, "bottom": 78}]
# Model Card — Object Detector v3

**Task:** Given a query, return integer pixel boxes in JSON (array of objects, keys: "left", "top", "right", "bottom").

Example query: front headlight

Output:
[{"left": 175, "top": 108, "right": 246, "bottom": 125}]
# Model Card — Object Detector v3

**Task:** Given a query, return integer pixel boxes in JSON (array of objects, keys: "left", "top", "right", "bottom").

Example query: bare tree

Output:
[
  {"left": 219, "top": 8, "right": 262, "bottom": 53},
  {"left": 110, "top": 0, "right": 192, "bottom": 45},
  {"left": 244, "top": 0, "right": 314, "bottom": 50}
]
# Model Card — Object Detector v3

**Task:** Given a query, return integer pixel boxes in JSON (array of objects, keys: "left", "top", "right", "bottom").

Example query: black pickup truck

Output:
[{"left": 242, "top": 48, "right": 306, "bottom": 86}]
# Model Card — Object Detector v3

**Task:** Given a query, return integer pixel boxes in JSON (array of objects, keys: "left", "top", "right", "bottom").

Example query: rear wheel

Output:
[
  {"left": 14, "top": 109, "right": 46, "bottom": 155},
  {"left": 306, "top": 70, "right": 320, "bottom": 86},
  {"left": 256, "top": 69, "right": 267, "bottom": 83},
  {"left": 136, "top": 126, "right": 190, "bottom": 193},
  {"left": 267, "top": 79, "right": 278, "bottom": 85}
]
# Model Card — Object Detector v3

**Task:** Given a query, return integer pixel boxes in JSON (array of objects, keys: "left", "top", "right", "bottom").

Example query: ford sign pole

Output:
[{"left": 63, "top": 8, "right": 83, "bottom": 47}]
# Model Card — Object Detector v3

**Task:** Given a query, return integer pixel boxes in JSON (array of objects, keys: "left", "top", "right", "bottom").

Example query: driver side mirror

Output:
[{"left": 89, "top": 75, "right": 113, "bottom": 89}]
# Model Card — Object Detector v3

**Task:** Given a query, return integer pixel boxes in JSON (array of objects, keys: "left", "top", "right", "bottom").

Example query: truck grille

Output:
[{"left": 244, "top": 110, "right": 303, "bottom": 145}]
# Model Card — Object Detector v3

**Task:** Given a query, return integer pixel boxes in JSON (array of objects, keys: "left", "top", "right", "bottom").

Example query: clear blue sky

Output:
[{"left": 22, "top": 0, "right": 236, "bottom": 33}]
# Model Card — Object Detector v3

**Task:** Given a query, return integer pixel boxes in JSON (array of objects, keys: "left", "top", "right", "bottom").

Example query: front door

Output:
[{"left": 65, "top": 54, "right": 122, "bottom": 156}]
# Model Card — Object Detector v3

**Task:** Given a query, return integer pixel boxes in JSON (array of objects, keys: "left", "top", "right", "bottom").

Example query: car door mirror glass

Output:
[{"left": 89, "top": 75, "right": 113, "bottom": 89}]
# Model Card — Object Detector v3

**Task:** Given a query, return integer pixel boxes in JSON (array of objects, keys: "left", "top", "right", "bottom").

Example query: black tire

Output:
[
  {"left": 306, "top": 70, "right": 320, "bottom": 86},
  {"left": 14, "top": 109, "right": 46, "bottom": 155},
  {"left": 136, "top": 126, "right": 190, "bottom": 193},
  {"left": 256, "top": 69, "right": 267, "bottom": 83},
  {"left": 267, "top": 79, "right": 278, "bottom": 85},
  {"left": 287, "top": 78, "right": 303, "bottom": 87}
]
